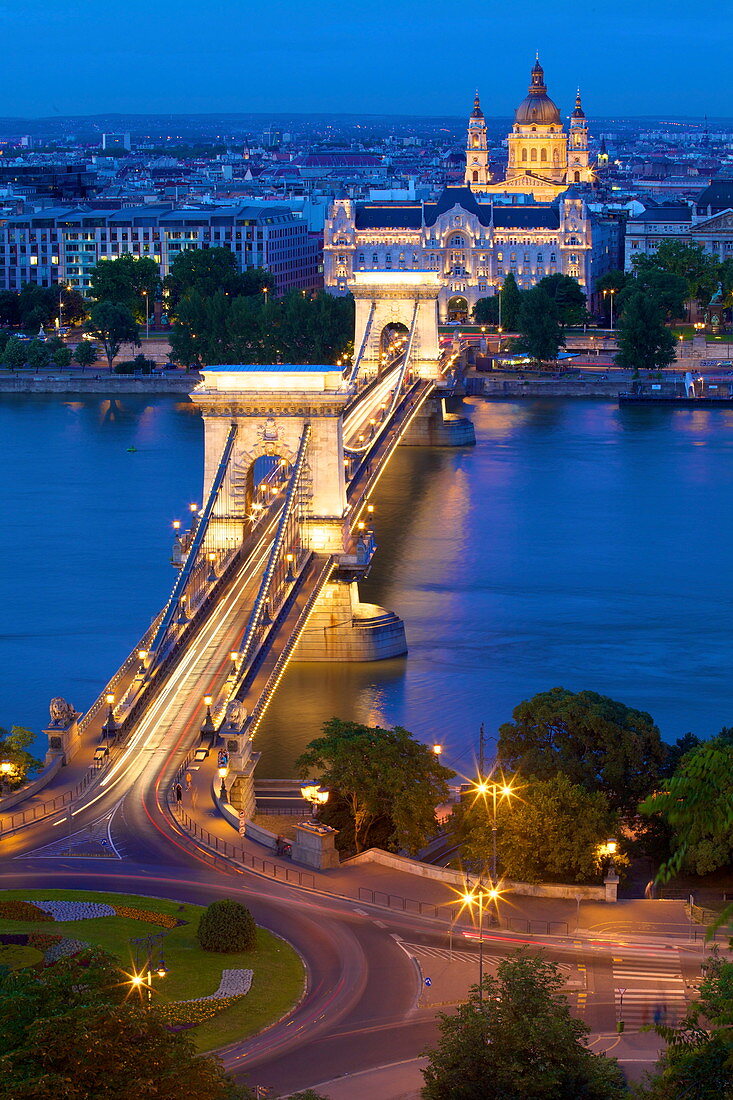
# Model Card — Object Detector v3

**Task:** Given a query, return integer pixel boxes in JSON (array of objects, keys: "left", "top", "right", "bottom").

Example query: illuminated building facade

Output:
[{"left": 468, "top": 58, "right": 595, "bottom": 202}]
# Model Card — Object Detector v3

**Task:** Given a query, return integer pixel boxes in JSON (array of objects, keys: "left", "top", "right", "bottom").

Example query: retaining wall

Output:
[
  {"left": 344, "top": 847, "right": 612, "bottom": 901},
  {"left": 0, "top": 754, "right": 63, "bottom": 813},
  {"left": 0, "top": 374, "right": 197, "bottom": 394}
]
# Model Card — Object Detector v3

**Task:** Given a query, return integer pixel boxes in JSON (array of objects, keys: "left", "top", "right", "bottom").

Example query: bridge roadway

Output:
[{"left": 0, "top": 360, "right": 680, "bottom": 1093}]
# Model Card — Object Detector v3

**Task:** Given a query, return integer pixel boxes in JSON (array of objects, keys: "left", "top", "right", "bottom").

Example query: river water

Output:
[{"left": 2, "top": 394, "right": 732, "bottom": 779}]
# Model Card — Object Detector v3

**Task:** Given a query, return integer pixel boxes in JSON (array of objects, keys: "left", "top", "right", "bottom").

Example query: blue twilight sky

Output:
[{"left": 1, "top": 0, "right": 731, "bottom": 120}]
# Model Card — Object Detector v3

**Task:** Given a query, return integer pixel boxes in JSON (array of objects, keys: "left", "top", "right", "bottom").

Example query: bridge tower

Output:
[
  {"left": 352, "top": 272, "right": 442, "bottom": 381},
  {"left": 192, "top": 365, "right": 407, "bottom": 662}
]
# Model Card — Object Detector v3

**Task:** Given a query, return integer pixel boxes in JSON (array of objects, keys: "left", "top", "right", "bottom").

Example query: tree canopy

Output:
[
  {"left": 169, "top": 290, "right": 354, "bottom": 369},
  {"left": 296, "top": 718, "right": 454, "bottom": 855},
  {"left": 0, "top": 947, "right": 251, "bottom": 1099},
  {"left": 473, "top": 296, "right": 499, "bottom": 325},
  {"left": 513, "top": 286, "right": 565, "bottom": 365},
  {"left": 640, "top": 729, "right": 733, "bottom": 879},
  {"left": 0, "top": 725, "right": 42, "bottom": 790},
  {"left": 421, "top": 949, "right": 626, "bottom": 1100},
  {"left": 499, "top": 272, "right": 522, "bottom": 332},
  {"left": 85, "top": 301, "right": 140, "bottom": 369},
  {"left": 614, "top": 291, "right": 676, "bottom": 373},
  {"left": 88, "top": 254, "right": 160, "bottom": 324},
  {"left": 459, "top": 773, "right": 619, "bottom": 884},
  {"left": 536, "top": 273, "right": 588, "bottom": 327},
  {"left": 497, "top": 687, "right": 665, "bottom": 816},
  {"left": 164, "top": 246, "right": 272, "bottom": 310},
  {"left": 632, "top": 240, "right": 719, "bottom": 307}
]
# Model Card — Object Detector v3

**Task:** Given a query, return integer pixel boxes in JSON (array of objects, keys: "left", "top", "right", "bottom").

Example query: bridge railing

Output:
[
  {"left": 347, "top": 299, "right": 376, "bottom": 385},
  {"left": 0, "top": 754, "right": 111, "bottom": 838}
]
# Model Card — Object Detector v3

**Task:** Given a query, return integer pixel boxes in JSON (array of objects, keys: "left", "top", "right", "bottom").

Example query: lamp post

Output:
[
  {"left": 103, "top": 693, "right": 118, "bottom": 742},
  {"left": 603, "top": 288, "right": 616, "bottom": 331},
  {"left": 142, "top": 289, "right": 150, "bottom": 340},
  {"left": 200, "top": 695, "right": 215, "bottom": 743},
  {"left": 470, "top": 773, "right": 517, "bottom": 913},
  {"left": 300, "top": 781, "right": 329, "bottom": 818},
  {"left": 0, "top": 760, "right": 15, "bottom": 795},
  {"left": 129, "top": 931, "right": 169, "bottom": 1004},
  {"left": 218, "top": 763, "right": 229, "bottom": 801},
  {"left": 460, "top": 881, "right": 499, "bottom": 1003}
]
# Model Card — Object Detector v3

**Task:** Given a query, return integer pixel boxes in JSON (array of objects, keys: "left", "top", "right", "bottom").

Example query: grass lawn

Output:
[{"left": 0, "top": 889, "right": 305, "bottom": 1052}]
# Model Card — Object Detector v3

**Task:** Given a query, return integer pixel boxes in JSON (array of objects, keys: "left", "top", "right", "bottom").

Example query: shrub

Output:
[
  {"left": 196, "top": 899, "right": 256, "bottom": 953},
  {"left": 113, "top": 354, "right": 155, "bottom": 375},
  {"left": 0, "top": 944, "right": 43, "bottom": 970}
]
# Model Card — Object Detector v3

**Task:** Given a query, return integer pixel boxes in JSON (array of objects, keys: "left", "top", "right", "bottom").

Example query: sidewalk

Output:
[{"left": 172, "top": 769, "right": 694, "bottom": 941}]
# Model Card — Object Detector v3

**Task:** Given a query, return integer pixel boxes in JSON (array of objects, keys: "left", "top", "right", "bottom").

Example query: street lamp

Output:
[
  {"left": 300, "top": 781, "right": 329, "bottom": 818},
  {"left": 206, "top": 552, "right": 217, "bottom": 584},
  {"left": 142, "top": 289, "right": 150, "bottom": 340},
  {"left": 469, "top": 772, "right": 519, "bottom": 901},
  {"left": 218, "top": 763, "right": 229, "bottom": 801},
  {"left": 129, "top": 932, "right": 169, "bottom": 1004},
  {"left": 285, "top": 553, "right": 295, "bottom": 582},
  {"left": 103, "top": 693, "right": 118, "bottom": 741},
  {"left": 603, "top": 288, "right": 616, "bottom": 330},
  {"left": 460, "top": 881, "right": 500, "bottom": 1002},
  {"left": 432, "top": 744, "right": 443, "bottom": 758},
  {"left": 200, "top": 695, "right": 215, "bottom": 742}
]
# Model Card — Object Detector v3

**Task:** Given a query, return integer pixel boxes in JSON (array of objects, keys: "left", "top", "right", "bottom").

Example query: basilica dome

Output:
[{"left": 514, "top": 57, "right": 561, "bottom": 126}]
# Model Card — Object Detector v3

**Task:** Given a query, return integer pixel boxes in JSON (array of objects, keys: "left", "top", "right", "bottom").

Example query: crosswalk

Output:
[
  {"left": 403, "top": 942, "right": 572, "bottom": 978},
  {"left": 612, "top": 956, "right": 689, "bottom": 1030}
]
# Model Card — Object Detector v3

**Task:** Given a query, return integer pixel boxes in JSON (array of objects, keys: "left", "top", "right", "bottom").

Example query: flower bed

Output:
[
  {"left": 112, "top": 905, "right": 180, "bottom": 929},
  {"left": 156, "top": 995, "right": 244, "bottom": 1029},
  {"left": 32, "top": 901, "right": 116, "bottom": 921},
  {"left": 0, "top": 900, "right": 47, "bottom": 922}
]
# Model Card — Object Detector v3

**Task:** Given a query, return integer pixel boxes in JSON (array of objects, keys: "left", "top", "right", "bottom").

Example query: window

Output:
[
  {"left": 540, "top": 148, "right": 547, "bottom": 162},
  {"left": 537, "top": 253, "right": 543, "bottom": 262},
  {"left": 497, "top": 251, "right": 503, "bottom": 262},
  {"left": 521, "top": 149, "right": 528, "bottom": 163},
  {"left": 550, "top": 252, "right": 556, "bottom": 262},
  {"left": 472, "top": 170, "right": 479, "bottom": 182},
  {"left": 358, "top": 252, "right": 364, "bottom": 263},
  {"left": 570, "top": 254, "right": 578, "bottom": 263},
  {"left": 372, "top": 252, "right": 378, "bottom": 263},
  {"left": 510, "top": 252, "right": 516, "bottom": 262},
  {"left": 451, "top": 235, "right": 463, "bottom": 247}
]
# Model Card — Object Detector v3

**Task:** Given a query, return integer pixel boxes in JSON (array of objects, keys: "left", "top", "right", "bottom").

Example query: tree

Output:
[
  {"left": 73, "top": 341, "right": 99, "bottom": 370},
  {"left": 88, "top": 254, "right": 160, "bottom": 323},
  {"left": 421, "top": 950, "right": 626, "bottom": 1099},
  {"left": 296, "top": 719, "right": 454, "bottom": 855},
  {"left": 623, "top": 263, "right": 689, "bottom": 322},
  {"left": 513, "top": 286, "right": 564, "bottom": 366},
  {"left": 0, "top": 290, "right": 20, "bottom": 326},
  {"left": 85, "top": 301, "right": 139, "bottom": 369},
  {"left": 640, "top": 730, "right": 733, "bottom": 880},
  {"left": 1, "top": 336, "right": 29, "bottom": 370},
  {"left": 0, "top": 726, "right": 42, "bottom": 791},
  {"left": 18, "top": 285, "right": 57, "bottom": 330},
  {"left": 536, "top": 273, "right": 587, "bottom": 327},
  {"left": 615, "top": 292, "right": 676, "bottom": 373},
  {"left": 637, "top": 951, "right": 733, "bottom": 1099},
  {"left": 164, "top": 246, "right": 272, "bottom": 311},
  {"left": 499, "top": 272, "right": 522, "bottom": 331},
  {"left": 497, "top": 687, "right": 665, "bottom": 817},
  {"left": 473, "top": 296, "right": 499, "bottom": 325},
  {"left": 633, "top": 240, "right": 719, "bottom": 307},
  {"left": 460, "top": 773, "right": 619, "bottom": 884},
  {"left": 51, "top": 345, "right": 72, "bottom": 369},
  {"left": 59, "top": 286, "right": 87, "bottom": 326},
  {"left": 0, "top": 948, "right": 250, "bottom": 1099},
  {"left": 25, "top": 340, "right": 51, "bottom": 370}
]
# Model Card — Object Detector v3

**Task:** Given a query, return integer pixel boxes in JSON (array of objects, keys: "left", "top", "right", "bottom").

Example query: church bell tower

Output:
[
  {"left": 566, "top": 89, "right": 594, "bottom": 184},
  {"left": 465, "top": 91, "right": 490, "bottom": 190}
]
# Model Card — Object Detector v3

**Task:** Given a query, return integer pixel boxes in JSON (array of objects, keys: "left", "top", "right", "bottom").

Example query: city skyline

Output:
[{"left": 2, "top": 0, "right": 731, "bottom": 118}]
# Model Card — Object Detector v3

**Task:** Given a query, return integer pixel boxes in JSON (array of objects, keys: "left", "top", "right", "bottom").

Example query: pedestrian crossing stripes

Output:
[
  {"left": 404, "top": 943, "right": 571, "bottom": 976},
  {"left": 612, "top": 957, "right": 689, "bottom": 1030}
]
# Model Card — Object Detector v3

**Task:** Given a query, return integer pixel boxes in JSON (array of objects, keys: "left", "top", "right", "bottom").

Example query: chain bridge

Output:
[{"left": 46, "top": 274, "right": 475, "bottom": 819}]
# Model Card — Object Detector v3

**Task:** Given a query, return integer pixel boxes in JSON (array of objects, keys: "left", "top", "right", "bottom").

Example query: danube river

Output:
[{"left": 2, "top": 393, "right": 732, "bottom": 778}]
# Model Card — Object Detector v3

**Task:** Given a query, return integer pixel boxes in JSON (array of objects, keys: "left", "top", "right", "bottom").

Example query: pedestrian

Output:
[{"left": 175, "top": 782, "right": 182, "bottom": 807}]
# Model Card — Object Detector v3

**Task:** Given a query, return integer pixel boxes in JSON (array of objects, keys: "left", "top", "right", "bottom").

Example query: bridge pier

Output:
[
  {"left": 399, "top": 395, "right": 476, "bottom": 447},
  {"left": 293, "top": 578, "right": 406, "bottom": 661}
]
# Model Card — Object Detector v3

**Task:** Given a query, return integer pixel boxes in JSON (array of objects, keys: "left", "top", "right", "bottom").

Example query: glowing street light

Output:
[
  {"left": 300, "top": 781, "right": 329, "bottom": 818},
  {"left": 432, "top": 744, "right": 443, "bottom": 757},
  {"left": 458, "top": 880, "right": 501, "bottom": 1001},
  {"left": 469, "top": 772, "right": 520, "bottom": 901}
]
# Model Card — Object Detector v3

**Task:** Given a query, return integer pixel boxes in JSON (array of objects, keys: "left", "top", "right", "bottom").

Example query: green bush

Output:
[
  {"left": 113, "top": 354, "right": 155, "bottom": 375},
  {"left": 196, "top": 899, "right": 256, "bottom": 953}
]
